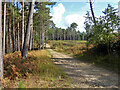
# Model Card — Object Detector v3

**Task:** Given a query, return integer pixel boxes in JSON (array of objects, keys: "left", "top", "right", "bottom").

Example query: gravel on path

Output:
[{"left": 48, "top": 49, "right": 119, "bottom": 88}]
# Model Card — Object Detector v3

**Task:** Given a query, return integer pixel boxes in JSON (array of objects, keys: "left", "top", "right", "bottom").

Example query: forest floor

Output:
[
  {"left": 4, "top": 49, "right": 70, "bottom": 88},
  {"left": 47, "top": 44, "right": 119, "bottom": 88},
  {"left": 3, "top": 44, "right": 119, "bottom": 88}
]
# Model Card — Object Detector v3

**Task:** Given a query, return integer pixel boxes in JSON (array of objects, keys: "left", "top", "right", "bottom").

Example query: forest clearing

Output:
[{"left": 0, "top": 0, "right": 120, "bottom": 89}]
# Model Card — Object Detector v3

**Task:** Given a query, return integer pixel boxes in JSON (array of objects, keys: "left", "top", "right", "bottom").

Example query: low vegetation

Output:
[
  {"left": 3, "top": 50, "right": 70, "bottom": 88},
  {"left": 48, "top": 40, "right": 87, "bottom": 55},
  {"left": 48, "top": 40, "right": 119, "bottom": 74}
]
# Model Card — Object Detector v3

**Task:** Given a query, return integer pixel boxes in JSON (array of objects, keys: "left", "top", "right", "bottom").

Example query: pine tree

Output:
[
  {"left": 3, "top": 2, "right": 6, "bottom": 55},
  {"left": 22, "top": 0, "right": 35, "bottom": 58},
  {"left": 0, "top": 0, "right": 3, "bottom": 87}
]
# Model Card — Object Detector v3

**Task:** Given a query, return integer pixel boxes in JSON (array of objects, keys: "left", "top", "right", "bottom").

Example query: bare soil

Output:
[{"left": 48, "top": 48, "right": 119, "bottom": 88}]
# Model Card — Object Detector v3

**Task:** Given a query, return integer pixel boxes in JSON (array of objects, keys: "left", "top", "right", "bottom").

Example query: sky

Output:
[{"left": 49, "top": 1, "right": 119, "bottom": 32}]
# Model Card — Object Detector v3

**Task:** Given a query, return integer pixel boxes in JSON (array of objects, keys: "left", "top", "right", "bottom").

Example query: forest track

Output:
[{"left": 48, "top": 48, "right": 119, "bottom": 88}]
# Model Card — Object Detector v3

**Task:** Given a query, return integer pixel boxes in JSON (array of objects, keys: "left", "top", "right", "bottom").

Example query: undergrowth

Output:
[
  {"left": 48, "top": 40, "right": 87, "bottom": 55},
  {"left": 3, "top": 50, "right": 70, "bottom": 88}
]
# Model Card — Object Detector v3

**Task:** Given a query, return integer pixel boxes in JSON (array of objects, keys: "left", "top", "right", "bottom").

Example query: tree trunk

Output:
[
  {"left": 39, "top": 31, "right": 41, "bottom": 49},
  {"left": 22, "top": 0, "right": 25, "bottom": 50},
  {"left": 12, "top": 2, "right": 16, "bottom": 52},
  {"left": 64, "top": 31, "right": 65, "bottom": 40},
  {"left": 73, "top": 31, "right": 75, "bottom": 40},
  {"left": 29, "top": 31, "right": 32, "bottom": 50},
  {"left": 106, "top": 31, "right": 111, "bottom": 55},
  {"left": 52, "top": 33, "right": 54, "bottom": 41},
  {"left": 9, "top": 17, "right": 13, "bottom": 53},
  {"left": 17, "top": 3, "right": 20, "bottom": 51},
  {"left": 32, "top": 37, "right": 34, "bottom": 50},
  {"left": 6, "top": 15, "right": 9, "bottom": 53},
  {"left": 45, "top": 29, "right": 47, "bottom": 49},
  {"left": 52, "top": 33, "right": 54, "bottom": 44},
  {"left": 0, "top": 1, "right": 3, "bottom": 87},
  {"left": 89, "top": 0, "right": 96, "bottom": 26},
  {"left": 41, "top": 20, "right": 45, "bottom": 49},
  {"left": 22, "top": 0, "right": 35, "bottom": 58},
  {"left": 29, "top": 19, "right": 33, "bottom": 50},
  {"left": 15, "top": 32, "right": 17, "bottom": 51},
  {"left": 67, "top": 32, "right": 69, "bottom": 40},
  {"left": 17, "top": 17, "right": 20, "bottom": 51},
  {"left": 60, "top": 35, "right": 62, "bottom": 40},
  {"left": 83, "top": 35, "right": 84, "bottom": 40},
  {"left": 3, "top": 2, "right": 6, "bottom": 55},
  {"left": 70, "top": 34, "right": 71, "bottom": 40}
]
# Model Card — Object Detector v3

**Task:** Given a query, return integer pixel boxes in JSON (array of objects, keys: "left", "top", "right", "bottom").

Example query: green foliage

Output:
[
  {"left": 47, "top": 21, "right": 87, "bottom": 41},
  {"left": 33, "top": 2, "right": 55, "bottom": 47},
  {"left": 70, "top": 22, "right": 78, "bottom": 30},
  {"left": 84, "top": 4, "right": 120, "bottom": 54},
  {"left": 18, "top": 81, "right": 25, "bottom": 88},
  {"left": 111, "top": 40, "right": 120, "bottom": 54}
]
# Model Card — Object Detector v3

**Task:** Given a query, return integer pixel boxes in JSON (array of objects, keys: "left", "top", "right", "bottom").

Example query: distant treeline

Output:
[{"left": 47, "top": 23, "right": 87, "bottom": 40}]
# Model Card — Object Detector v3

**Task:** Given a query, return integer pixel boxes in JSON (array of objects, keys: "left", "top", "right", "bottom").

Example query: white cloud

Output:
[
  {"left": 65, "top": 14, "right": 85, "bottom": 32},
  {"left": 51, "top": 3, "right": 65, "bottom": 24},
  {"left": 50, "top": 3, "right": 86, "bottom": 32}
]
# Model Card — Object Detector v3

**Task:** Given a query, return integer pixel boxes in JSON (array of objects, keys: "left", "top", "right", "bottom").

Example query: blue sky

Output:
[{"left": 49, "top": 1, "right": 119, "bottom": 32}]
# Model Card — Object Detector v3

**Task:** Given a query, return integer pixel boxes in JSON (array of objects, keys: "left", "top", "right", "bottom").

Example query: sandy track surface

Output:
[{"left": 48, "top": 49, "right": 119, "bottom": 88}]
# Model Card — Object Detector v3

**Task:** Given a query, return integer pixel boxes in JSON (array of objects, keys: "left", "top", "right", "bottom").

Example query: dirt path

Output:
[{"left": 48, "top": 48, "right": 119, "bottom": 88}]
